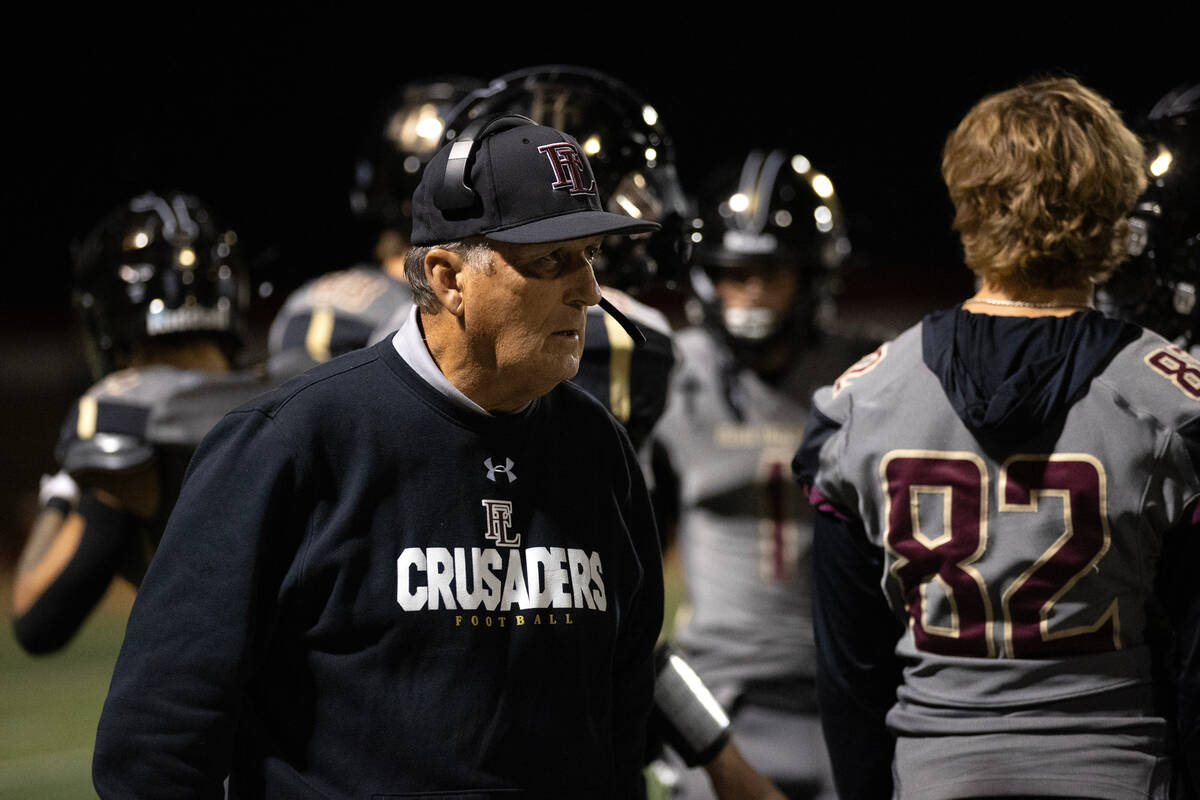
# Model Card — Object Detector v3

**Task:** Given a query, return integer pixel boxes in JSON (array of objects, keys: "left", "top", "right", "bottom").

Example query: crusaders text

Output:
[{"left": 396, "top": 546, "right": 607, "bottom": 612}]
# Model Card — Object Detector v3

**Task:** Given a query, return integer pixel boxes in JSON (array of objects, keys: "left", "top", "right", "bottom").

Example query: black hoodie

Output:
[{"left": 921, "top": 307, "right": 1141, "bottom": 435}]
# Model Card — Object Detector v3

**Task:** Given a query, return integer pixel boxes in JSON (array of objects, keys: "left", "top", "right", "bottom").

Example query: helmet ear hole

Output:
[
  {"left": 439, "top": 65, "right": 690, "bottom": 293},
  {"left": 73, "top": 191, "right": 249, "bottom": 380}
]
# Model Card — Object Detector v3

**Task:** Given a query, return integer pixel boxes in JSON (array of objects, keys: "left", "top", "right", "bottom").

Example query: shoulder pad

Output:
[
  {"left": 145, "top": 367, "right": 276, "bottom": 446},
  {"left": 59, "top": 433, "right": 156, "bottom": 477},
  {"left": 367, "top": 304, "right": 409, "bottom": 348},
  {"left": 56, "top": 368, "right": 161, "bottom": 476},
  {"left": 812, "top": 323, "right": 922, "bottom": 423},
  {"left": 1091, "top": 332, "right": 1200, "bottom": 429},
  {"left": 588, "top": 288, "right": 674, "bottom": 337},
  {"left": 268, "top": 267, "right": 413, "bottom": 364},
  {"left": 671, "top": 326, "right": 723, "bottom": 368},
  {"left": 55, "top": 366, "right": 275, "bottom": 476}
]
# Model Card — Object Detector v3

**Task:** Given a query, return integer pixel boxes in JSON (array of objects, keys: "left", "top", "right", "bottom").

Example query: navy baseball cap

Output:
[{"left": 410, "top": 118, "right": 661, "bottom": 245}]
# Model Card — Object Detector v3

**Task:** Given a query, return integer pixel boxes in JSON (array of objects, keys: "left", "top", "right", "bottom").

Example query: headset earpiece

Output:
[{"left": 434, "top": 113, "right": 537, "bottom": 212}]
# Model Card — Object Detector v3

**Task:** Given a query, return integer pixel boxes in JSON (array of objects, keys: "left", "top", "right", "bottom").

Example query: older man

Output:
[{"left": 92, "top": 116, "right": 665, "bottom": 799}]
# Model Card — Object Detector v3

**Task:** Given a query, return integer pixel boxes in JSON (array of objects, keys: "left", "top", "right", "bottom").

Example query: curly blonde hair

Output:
[{"left": 942, "top": 77, "right": 1146, "bottom": 293}]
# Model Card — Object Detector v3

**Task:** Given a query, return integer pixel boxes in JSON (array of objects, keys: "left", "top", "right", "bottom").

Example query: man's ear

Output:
[{"left": 425, "top": 248, "right": 464, "bottom": 316}]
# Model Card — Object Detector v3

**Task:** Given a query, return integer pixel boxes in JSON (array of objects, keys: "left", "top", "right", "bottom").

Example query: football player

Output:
[
  {"left": 11, "top": 191, "right": 272, "bottom": 653},
  {"left": 267, "top": 76, "right": 482, "bottom": 379},
  {"left": 795, "top": 77, "right": 1200, "bottom": 798},
  {"left": 649, "top": 148, "right": 868, "bottom": 800},
  {"left": 1099, "top": 81, "right": 1199, "bottom": 353}
]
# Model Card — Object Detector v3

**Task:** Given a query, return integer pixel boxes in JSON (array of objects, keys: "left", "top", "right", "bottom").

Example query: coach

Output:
[{"left": 93, "top": 116, "right": 664, "bottom": 799}]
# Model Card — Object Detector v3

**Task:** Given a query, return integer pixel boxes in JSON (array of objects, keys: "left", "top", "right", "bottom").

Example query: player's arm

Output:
[
  {"left": 93, "top": 408, "right": 302, "bottom": 797},
  {"left": 795, "top": 404, "right": 901, "bottom": 800},
  {"left": 703, "top": 739, "right": 788, "bottom": 800},
  {"left": 11, "top": 471, "right": 144, "bottom": 654},
  {"left": 650, "top": 643, "right": 786, "bottom": 800},
  {"left": 651, "top": 642, "right": 729, "bottom": 767},
  {"left": 810, "top": 509, "right": 902, "bottom": 800},
  {"left": 17, "top": 388, "right": 166, "bottom": 632}
]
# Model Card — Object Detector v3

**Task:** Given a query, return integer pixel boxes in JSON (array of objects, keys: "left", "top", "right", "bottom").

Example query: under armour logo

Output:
[
  {"left": 484, "top": 457, "right": 517, "bottom": 483},
  {"left": 482, "top": 498, "right": 521, "bottom": 547},
  {"left": 537, "top": 142, "right": 596, "bottom": 196}
]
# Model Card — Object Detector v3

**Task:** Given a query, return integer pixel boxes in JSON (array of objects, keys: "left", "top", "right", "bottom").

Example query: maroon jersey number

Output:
[
  {"left": 882, "top": 451, "right": 1117, "bottom": 658},
  {"left": 999, "top": 455, "right": 1116, "bottom": 657}
]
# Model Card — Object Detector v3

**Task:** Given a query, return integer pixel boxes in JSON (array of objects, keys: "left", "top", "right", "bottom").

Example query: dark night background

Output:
[{"left": 1, "top": 15, "right": 1194, "bottom": 569}]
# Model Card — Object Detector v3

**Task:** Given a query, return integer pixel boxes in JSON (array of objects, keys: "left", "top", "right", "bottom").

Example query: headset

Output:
[{"left": 434, "top": 113, "right": 537, "bottom": 212}]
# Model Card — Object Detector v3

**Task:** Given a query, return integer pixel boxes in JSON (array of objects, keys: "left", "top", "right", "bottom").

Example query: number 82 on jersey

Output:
[{"left": 880, "top": 450, "right": 1118, "bottom": 659}]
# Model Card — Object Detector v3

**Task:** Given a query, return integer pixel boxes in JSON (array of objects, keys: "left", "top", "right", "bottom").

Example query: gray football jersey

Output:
[
  {"left": 809, "top": 323, "right": 1200, "bottom": 799},
  {"left": 58, "top": 365, "right": 273, "bottom": 475},
  {"left": 268, "top": 266, "right": 412, "bottom": 380},
  {"left": 56, "top": 365, "right": 275, "bottom": 569},
  {"left": 653, "top": 326, "right": 869, "bottom": 690}
]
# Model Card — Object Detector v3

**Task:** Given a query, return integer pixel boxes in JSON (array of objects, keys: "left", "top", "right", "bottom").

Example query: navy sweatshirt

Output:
[{"left": 92, "top": 338, "right": 664, "bottom": 799}]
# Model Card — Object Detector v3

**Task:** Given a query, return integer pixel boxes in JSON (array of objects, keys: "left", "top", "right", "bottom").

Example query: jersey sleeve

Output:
[
  {"left": 268, "top": 269, "right": 412, "bottom": 375},
  {"left": 92, "top": 407, "right": 306, "bottom": 797},
  {"left": 15, "top": 384, "right": 159, "bottom": 653},
  {"left": 796, "top": 364, "right": 901, "bottom": 799},
  {"left": 811, "top": 510, "right": 902, "bottom": 800},
  {"left": 55, "top": 390, "right": 156, "bottom": 478},
  {"left": 12, "top": 494, "right": 140, "bottom": 654},
  {"left": 573, "top": 305, "right": 676, "bottom": 453},
  {"left": 793, "top": 400, "right": 854, "bottom": 520}
]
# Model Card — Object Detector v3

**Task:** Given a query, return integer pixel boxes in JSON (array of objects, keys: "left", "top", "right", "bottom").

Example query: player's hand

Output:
[
  {"left": 704, "top": 739, "right": 788, "bottom": 800},
  {"left": 38, "top": 470, "right": 81, "bottom": 509}
]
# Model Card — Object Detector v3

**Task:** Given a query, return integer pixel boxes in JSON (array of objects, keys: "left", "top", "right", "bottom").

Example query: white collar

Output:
[{"left": 391, "top": 304, "right": 493, "bottom": 417}]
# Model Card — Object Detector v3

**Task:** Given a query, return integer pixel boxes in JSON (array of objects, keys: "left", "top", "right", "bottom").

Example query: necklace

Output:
[{"left": 965, "top": 297, "right": 1092, "bottom": 310}]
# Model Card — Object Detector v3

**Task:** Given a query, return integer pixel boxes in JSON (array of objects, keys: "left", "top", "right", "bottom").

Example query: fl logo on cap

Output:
[{"left": 537, "top": 142, "right": 596, "bottom": 197}]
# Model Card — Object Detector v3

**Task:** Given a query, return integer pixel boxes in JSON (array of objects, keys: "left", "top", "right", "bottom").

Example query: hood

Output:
[{"left": 921, "top": 307, "right": 1140, "bottom": 435}]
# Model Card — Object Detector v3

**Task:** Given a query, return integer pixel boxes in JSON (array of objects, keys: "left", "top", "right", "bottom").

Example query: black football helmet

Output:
[
  {"left": 349, "top": 76, "right": 485, "bottom": 240},
  {"left": 1100, "top": 82, "right": 1199, "bottom": 344},
  {"left": 73, "top": 191, "right": 249, "bottom": 379},
  {"left": 687, "top": 149, "right": 851, "bottom": 351},
  {"left": 442, "top": 65, "right": 690, "bottom": 292}
]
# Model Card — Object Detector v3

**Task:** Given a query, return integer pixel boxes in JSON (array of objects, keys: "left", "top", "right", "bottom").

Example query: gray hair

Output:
[{"left": 403, "top": 238, "right": 494, "bottom": 312}]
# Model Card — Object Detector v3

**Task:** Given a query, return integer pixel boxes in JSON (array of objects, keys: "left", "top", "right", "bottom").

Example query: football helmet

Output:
[
  {"left": 442, "top": 64, "right": 690, "bottom": 291},
  {"left": 1100, "top": 82, "right": 1199, "bottom": 345},
  {"left": 73, "top": 191, "right": 249, "bottom": 379},
  {"left": 687, "top": 149, "right": 851, "bottom": 350},
  {"left": 349, "top": 76, "right": 484, "bottom": 240}
]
